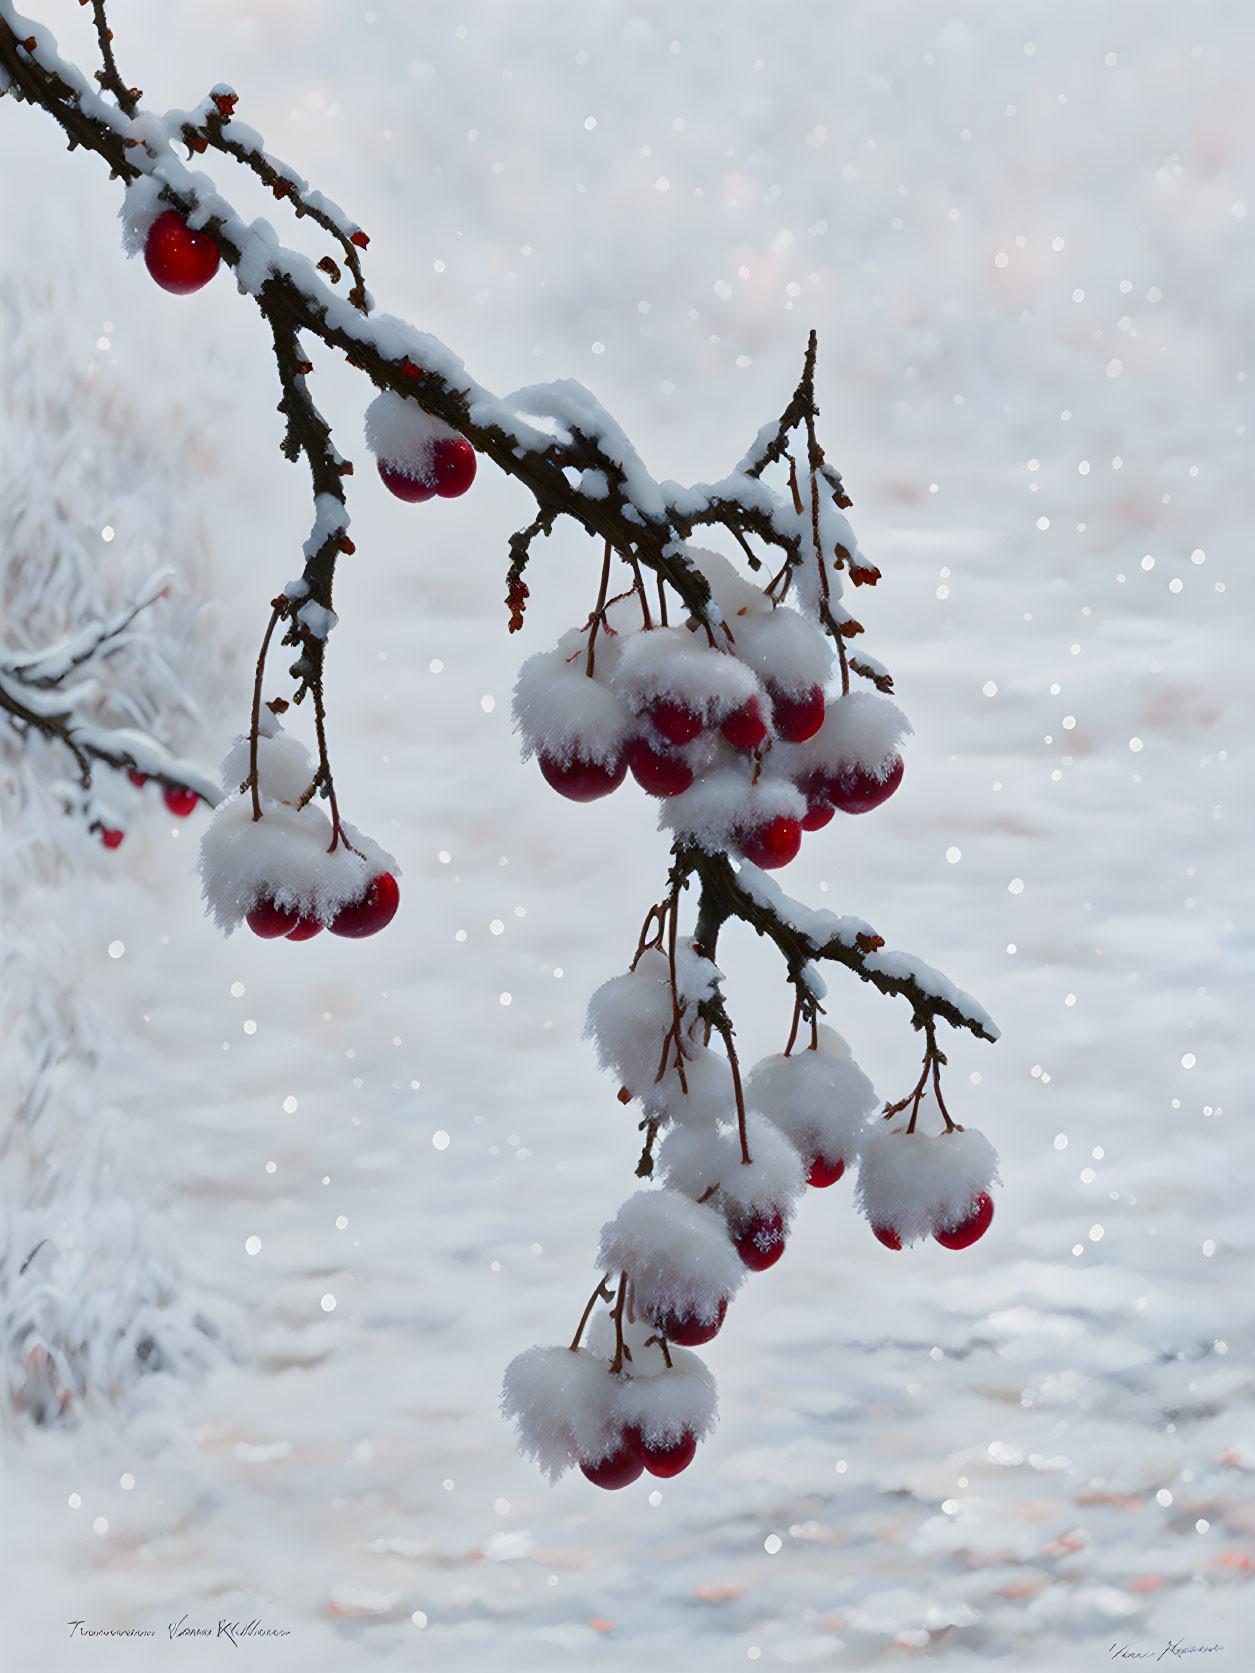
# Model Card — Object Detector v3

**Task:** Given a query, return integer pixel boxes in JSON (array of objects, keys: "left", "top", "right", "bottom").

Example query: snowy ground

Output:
[{"left": 2, "top": 2, "right": 1252, "bottom": 1669}]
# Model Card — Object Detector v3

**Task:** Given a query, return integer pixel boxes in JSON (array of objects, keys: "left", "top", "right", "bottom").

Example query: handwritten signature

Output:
[{"left": 1110, "top": 1642, "right": 1225, "bottom": 1663}]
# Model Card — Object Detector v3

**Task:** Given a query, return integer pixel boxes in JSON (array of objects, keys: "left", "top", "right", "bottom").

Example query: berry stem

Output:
[
  {"left": 569, "top": 1274, "right": 614, "bottom": 1353},
  {"left": 248, "top": 600, "right": 286, "bottom": 822},
  {"left": 608, "top": 1270, "right": 630, "bottom": 1375},
  {"left": 584, "top": 540, "right": 614, "bottom": 679}
]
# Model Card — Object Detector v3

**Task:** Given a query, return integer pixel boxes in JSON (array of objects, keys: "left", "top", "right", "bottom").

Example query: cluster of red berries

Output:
[
  {"left": 539, "top": 683, "right": 902, "bottom": 871},
  {"left": 581, "top": 1423, "right": 699, "bottom": 1489},
  {"left": 244, "top": 871, "right": 400, "bottom": 942},
  {"left": 871, "top": 1190, "right": 995, "bottom": 1252},
  {"left": 96, "top": 772, "right": 203, "bottom": 848}
]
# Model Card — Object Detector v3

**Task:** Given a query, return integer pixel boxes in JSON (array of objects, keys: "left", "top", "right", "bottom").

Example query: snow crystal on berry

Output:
[
  {"left": 855, "top": 1125, "right": 1000, "bottom": 1247},
  {"left": 596, "top": 1190, "right": 745, "bottom": 1325},
  {"left": 512, "top": 638, "right": 631, "bottom": 769},
  {"left": 500, "top": 1346, "right": 623, "bottom": 1481},
  {"left": 363, "top": 388, "right": 459, "bottom": 477},
  {"left": 747, "top": 1044, "right": 878, "bottom": 1169},
  {"left": 618, "top": 1348, "right": 719, "bottom": 1451},
  {"left": 729, "top": 606, "right": 834, "bottom": 696}
]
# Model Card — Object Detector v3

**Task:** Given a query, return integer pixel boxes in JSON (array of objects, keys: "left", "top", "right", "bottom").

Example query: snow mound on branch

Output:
[
  {"left": 747, "top": 1043, "right": 879, "bottom": 1169},
  {"left": 363, "top": 388, "right": 459, "bottom": 480},
  {"left": 512, "top": 638, "right": 631, "bottom": 769},
  {"left": 197, "top": 794, "right": 397, "bottom": 932},
  {"left": 618, "top": 1349, "right": 719, "bottom": 1450},
  {"left": 596, "top": 1190, "right": 745, "bottom": 1324},
  {"left": 659, "top": 766, "right": 805, "bottom": 851},
  {"left": 730, "top": 606, "right": 834, "bottom": 696},
  {"left": 671, "top": 936, "right": 722, "bottom": 1008},
  {"left": 855, "top": 1126, "right": 1001, "bottom": 1246},
  {"left": 499, "top": 1346, "right": 623, "bottom": 1480},
  {"left": 804, "top": 690, "right": 912, "bottom": 779},
  {"left": 612, "top": 626, "right": 762, "bottom": 720}
]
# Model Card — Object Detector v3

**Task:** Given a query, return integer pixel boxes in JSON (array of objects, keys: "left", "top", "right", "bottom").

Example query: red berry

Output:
[
  {"left": 99, "top": 827, "right": 125, "bottom": 850},
  {"left": 378, "top": 459, "right": 437, "bottom": 503},
  {"left": 127, "top": 770, "right": 149, "bottom": 789},
  {"left": 649, "top": 698, "right": 704, "bottom": 746},
  {"left": 285, "top": 916, "right": 323, "bottom": 941},
  {"left": 720, "top": 697, "right": 768, "bottom": 752},
  {"left": 734, "top": 1209, "right": 787, "bottom": 1272},
  {"left": 431, "top": 436, "right": 477, "bottom": 498},
  {"left": 539, "top": 751, "right": 626, "bottom": 802},
  {"left": 143, "top": 209, "right": 221, "bottom": 295},
  {"left": 638, "top": 1428, "right": 698, "bottom": 1479},
  {"left": 626, "top": 737, "right": 695, "bottom": 798},
  {"left": 872, "top": 1224, "right": 903, "bottom": 1251},
  {"left": 800, "top": 798, "right": 835, "bottom": 833},
  {"left": 247, "top": 899, "right": 299, "bottom": 939},
  {"left": 656, "top": 1297, "right": 727, "bottom": 1346},
  {"left": 934, "top": 1191, "right": 994, "bottom": 1250},
  {"left": 580, "top": 1435, "right": 645, "bottom": 1490},
  {"left": 329, "top": 871, "right": 400, "bottom": 938},
  {"left": 162, "top": 785, "right": 200, "bottom": 817},
  {"left": 807, "top": 1154, "right": 845, "bottom": 1189},
  {"left": 770, "top": 683, "right": 825, "bottom": 743},
  {"left": 825, "top": 755, "right": 904, "bottom": 815},
  {"left": 738, "top": 815, "right": 802, "bottom": 870}
]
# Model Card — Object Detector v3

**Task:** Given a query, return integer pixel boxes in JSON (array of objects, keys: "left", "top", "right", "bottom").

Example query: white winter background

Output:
[{"left": 2, "top": 1, "right": 1251, "bottom": 1669}]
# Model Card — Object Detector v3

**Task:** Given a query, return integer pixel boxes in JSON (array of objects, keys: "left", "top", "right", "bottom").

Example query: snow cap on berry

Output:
[
  {"left": 747, "top": 1045, "right": 878, "bottom": 1170},
  {"left": 730, "top": 606, "right": 834, "bottom": 697},
  {"left": 500, "top": 1346, "right": 623, "bottom": 1481},
  {"left": 584, "top": 950, "right": 676, "bottom": 1093},
  {"left": 617, "top": 1349, "right": 719, "bottom": 1451},
  {"left": 119, "top": 175, "right": 166, "bottom": 258},
  {"left": 658, "top": 1113, "right": 804, "bottom": 1221},
  {"left": 801, "top": 691, "right": 912, "bottom": 781},
  {"left": 512, "top": 636, "right": 631, "bottom": 770},
  {"left": 855, "top": 1124, "right": 1000, "bottom": 1247},
  {"left": 197, "top": 792, "right": 397, "bottom": 933},
  {"left": 658, "top": 767, "right": 805, "bottom": 853},
  {"left": 363, "top": 388, "right": 460, "bottom": 480},
  {"left": 688, "top": 547, "right": 773, "bottom": 623},
  {"left": 612, "top": 626, "right": 762, "bottom": 723},
  {"left": 219, "top": 713, "right": 316, "bottom": 805},
  {"left": 648, "top": 1042, "right": 733, "bottom": 1128},
  {"left": 596, "top": 1189, "right": 745, "bottom": 1325}
]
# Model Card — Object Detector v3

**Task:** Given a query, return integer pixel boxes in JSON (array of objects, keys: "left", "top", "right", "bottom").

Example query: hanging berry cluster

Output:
[{"left": 1, "top": 0, "right": 1001, "bottom": 1482}]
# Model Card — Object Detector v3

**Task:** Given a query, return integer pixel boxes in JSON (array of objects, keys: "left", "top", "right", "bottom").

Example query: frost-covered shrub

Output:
[{"left": 2, "top": 13, "right": 1002, "bottom": 1480}]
